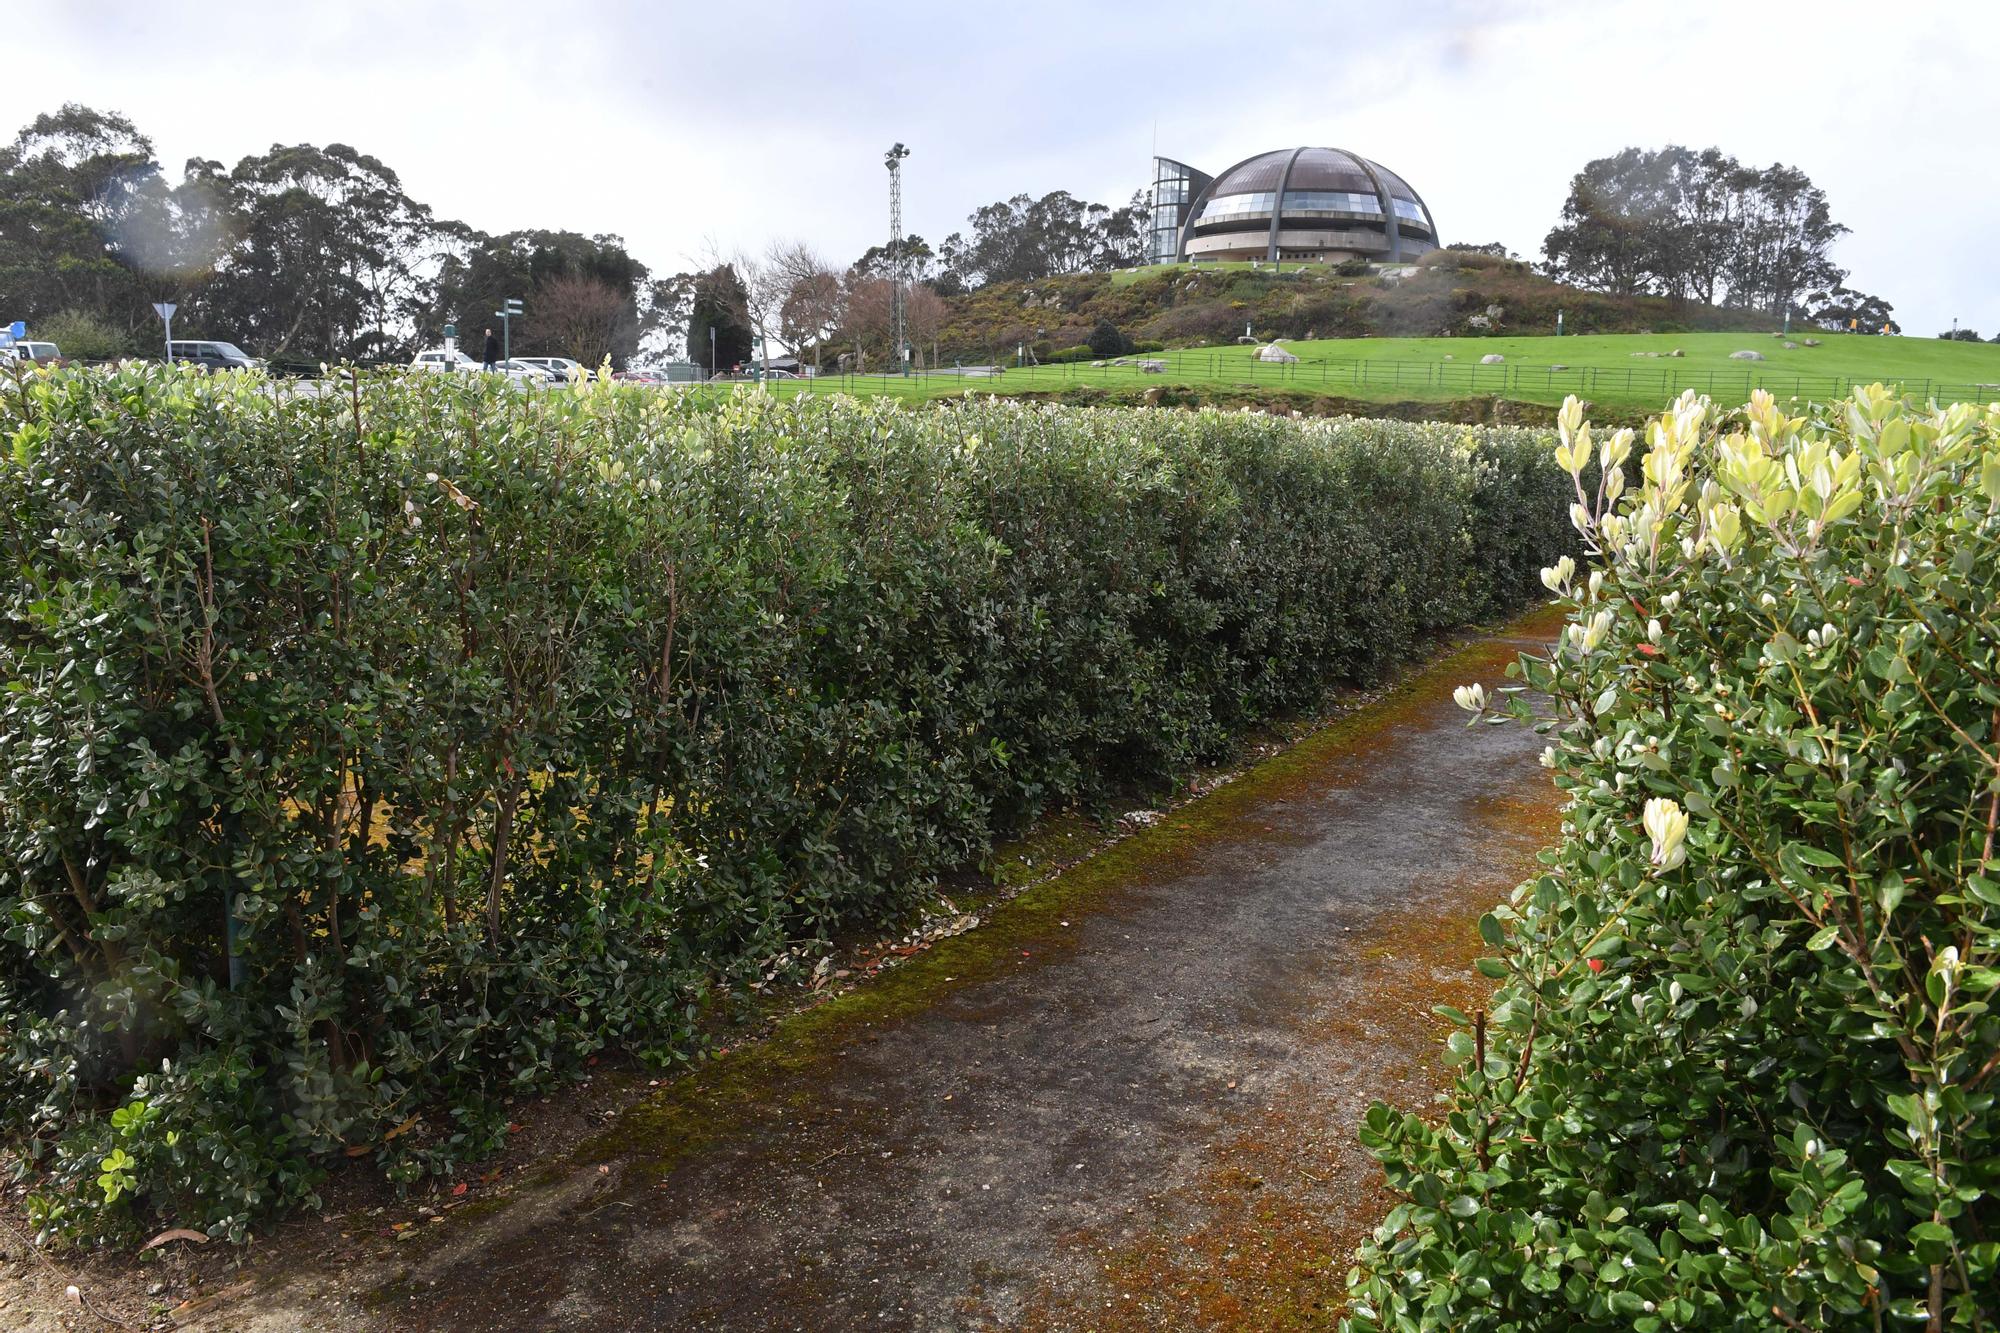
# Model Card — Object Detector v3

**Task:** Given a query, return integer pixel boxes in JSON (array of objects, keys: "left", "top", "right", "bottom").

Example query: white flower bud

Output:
[
  {"left": 1452, "top": 683, "right": 1487, "bottom": 713},
  {"left": 1540, "top": 555, "right": 1577, "bottom": 594},
  {"left": 1642, "top": 797, "right": 1689, "bottom": 872}
]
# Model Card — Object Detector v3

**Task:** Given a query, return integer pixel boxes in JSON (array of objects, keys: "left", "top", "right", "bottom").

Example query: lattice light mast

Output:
[{"left": 885, "top": 142, "right": 910, "bottom": 374}]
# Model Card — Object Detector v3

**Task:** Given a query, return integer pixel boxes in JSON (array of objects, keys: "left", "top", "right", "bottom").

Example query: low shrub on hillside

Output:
[
  {"left": 1345, "top": 388, "right": 2000, "bottom": 1329},
  {"left": 0, "top": 365, "right": 1578, "bottom": 1244}
]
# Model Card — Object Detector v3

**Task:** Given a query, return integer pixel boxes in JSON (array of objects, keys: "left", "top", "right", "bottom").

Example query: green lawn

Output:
[{"left": 736, "top": 331, "right": 2000, "bottom": 414}]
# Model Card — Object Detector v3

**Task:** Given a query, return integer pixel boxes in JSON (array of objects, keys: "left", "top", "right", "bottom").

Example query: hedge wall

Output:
[{"left": 0, "top": 365, "right": 1572, "bottom": 1242}]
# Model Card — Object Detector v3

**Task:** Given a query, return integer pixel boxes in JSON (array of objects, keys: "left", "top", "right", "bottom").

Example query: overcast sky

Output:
[{"left": 13, "top": 0, "right": 1998, "bottom": 336}]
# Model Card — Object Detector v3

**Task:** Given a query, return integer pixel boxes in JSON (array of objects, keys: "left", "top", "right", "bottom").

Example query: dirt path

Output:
[{"left": 139, "top": 612, "right": 1560, "bottom": 1333}]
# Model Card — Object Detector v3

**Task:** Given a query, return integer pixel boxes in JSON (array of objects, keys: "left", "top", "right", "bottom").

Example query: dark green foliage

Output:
[
  {"left": 1086, "top": 319, "right": 1133, "bottom": 358},
  {"left": 1346, "top": 390, "right": 2000, "bottom": 1330},
  {"left": 0, "top": 365, "right": 1574, "bottom": 1244},
  {"left": 687, "top": 265, "right": 753, "bottom": 372}
]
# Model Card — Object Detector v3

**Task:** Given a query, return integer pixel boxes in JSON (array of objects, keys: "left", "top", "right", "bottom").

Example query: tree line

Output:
[
  {"left": 1541, "top": 144, "right": 1902, "bottom": 331},
  {"left": 8, "top": 106, "right": 1948, "bottom": 366},
  {"left": 0, "top": 104, "right": 664, "bottom": 366},
  {"left": 0, "top": 104, "right": 1152, "bottom": 372}
]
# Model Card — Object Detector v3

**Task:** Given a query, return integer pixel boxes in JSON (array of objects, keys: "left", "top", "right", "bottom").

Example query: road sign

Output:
[
  {"left": 6, "top": 320, "right": 24, "bottom": 340},
  {"left": 494, "top": 298, "right": 523, "bottom": 364},
  {"left": 152, "top": 302, "right": 177, "bottom": 363}
]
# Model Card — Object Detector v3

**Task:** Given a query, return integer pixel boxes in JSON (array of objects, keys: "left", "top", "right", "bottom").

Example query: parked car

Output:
[
  {"left": 409, "top": 348, "right": 541, "bottom": 382},
  {"left": 7, "top": 340, "right": 62, "bottom": 364},
  {"left": 503, "top": 358, "right": 564, "bottom": 384},
  {"left": 511, "top": 355, "right": 588, "bottom": 382},
  {"left": 170, "top": 339, "right": 260, "bottom": 371}
]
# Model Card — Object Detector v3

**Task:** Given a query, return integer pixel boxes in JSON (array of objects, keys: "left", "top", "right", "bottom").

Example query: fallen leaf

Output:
[
  {"left": 344, "top": 1144, "right": 374, "bottom": 1158},
  {"left": 140, "top": 1228, "right": 209, "bottom": 1253},
  {"left": 381, "top": 1115, "right": 421, "bottom": 1143},
  {"left": 451, "top": 1182, "right": 469, "bottom": 1198}
]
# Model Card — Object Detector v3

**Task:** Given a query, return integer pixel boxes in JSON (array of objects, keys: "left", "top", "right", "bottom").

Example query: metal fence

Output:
[{"left": 777, "top": 352, "right": 2000, "bottom": 408}]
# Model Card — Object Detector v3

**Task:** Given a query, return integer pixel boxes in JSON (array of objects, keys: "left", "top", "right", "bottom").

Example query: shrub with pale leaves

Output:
[{"left": 1349, "top": 387, "right": 2000, "bottom": 1330}]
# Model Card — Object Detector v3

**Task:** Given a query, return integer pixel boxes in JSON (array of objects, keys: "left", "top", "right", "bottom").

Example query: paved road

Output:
[{"left": 264, "top": 617, "right": 1560, "bottom": 1333}]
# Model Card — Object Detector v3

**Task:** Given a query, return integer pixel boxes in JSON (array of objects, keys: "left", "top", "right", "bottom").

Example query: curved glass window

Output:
[
  {"left": 1391, "top": 198, "right": 1426, "bottom": 223},
  {"left": 1198, "top": 192, "right": 1276, "bottom": 223},
  {"left": 1281, "top": 190, "right": 1382, "bottom": 215}
]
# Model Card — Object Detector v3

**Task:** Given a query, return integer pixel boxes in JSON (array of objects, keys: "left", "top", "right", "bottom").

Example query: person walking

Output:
[{"left": 482, "top": 327, "right": 500, "bottom": 373}]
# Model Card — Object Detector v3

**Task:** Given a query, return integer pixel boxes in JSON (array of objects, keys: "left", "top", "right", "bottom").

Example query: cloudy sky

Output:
[{"left": 13, "top": 0, "right": 1998, "bottom": 336}]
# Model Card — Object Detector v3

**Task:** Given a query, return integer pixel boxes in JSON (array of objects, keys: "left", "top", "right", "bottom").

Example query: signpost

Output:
[
  {"left": 443, "top": 322, "right": 458, "bottom": 359},
  {"left": 152, "top": 302, "right": 178, "bottom": 364},
  {"left": 494, "top": 297, "right": 523, "bottom": 365}
]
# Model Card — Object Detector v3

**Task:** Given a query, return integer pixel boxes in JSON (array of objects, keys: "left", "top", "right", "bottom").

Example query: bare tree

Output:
[
  {"left": 768, "top": 242, "right": 844, "bottom": 370},
  {"left": 529, "top": 273, "right": 636, "bottom": 370},
  {"left": 842, "top": 275, "right": 894, "bottom": 372},
  {"left": 905, "top": 284, "right": 948, "bottom": 369}
]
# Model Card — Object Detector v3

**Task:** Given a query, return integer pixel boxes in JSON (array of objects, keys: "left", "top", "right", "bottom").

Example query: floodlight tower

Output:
[{"left": 885, "top": 142, "right": 910, "bottom": 374}]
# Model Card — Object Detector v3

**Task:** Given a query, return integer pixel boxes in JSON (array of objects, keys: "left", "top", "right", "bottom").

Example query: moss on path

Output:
[{"left": 189, "top": 608, "right": 1566, "bottom": 1332}]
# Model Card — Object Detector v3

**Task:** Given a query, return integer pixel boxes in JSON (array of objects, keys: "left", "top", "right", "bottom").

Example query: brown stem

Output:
[
  {"left": 486, "top": 774, "right": 523, "bottom": 946},
  {"left": 1473, "top": 1009, "right": 1491, "bottom": 1171},
  {"left": 194, "top": 519, "right": 227, "bottom": 729},
  {"left": 60, "top": 854, "right": 119, "bottom": 970}
]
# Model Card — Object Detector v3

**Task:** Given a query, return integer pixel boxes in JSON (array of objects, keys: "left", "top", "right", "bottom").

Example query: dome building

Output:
[{"left": 1148, "top": 148, "right": 1439, "bottom": 266}]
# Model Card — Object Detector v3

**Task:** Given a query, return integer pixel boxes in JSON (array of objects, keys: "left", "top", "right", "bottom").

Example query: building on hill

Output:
[{"left": 1149, "top": 148, "right": 1440, "bottom": 266}]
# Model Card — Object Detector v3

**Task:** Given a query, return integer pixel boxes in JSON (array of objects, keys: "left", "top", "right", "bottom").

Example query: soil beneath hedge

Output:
[{"left": 1, "top": 609, "right": 1563, "bottom": 1332}]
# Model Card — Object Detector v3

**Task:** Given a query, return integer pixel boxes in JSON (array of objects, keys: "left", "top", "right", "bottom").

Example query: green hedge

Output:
[
  {"left": 0, "top": 364, "right": 1573, "bottom": 1242},
  {"left": 1346, "top": 388, "right": 2000, "bottom": 1329}
]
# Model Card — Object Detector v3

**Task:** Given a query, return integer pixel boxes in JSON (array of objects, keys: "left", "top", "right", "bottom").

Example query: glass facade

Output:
[
  {"left": 1199, "top": 192, "right": 1276, "bottom": 223},
  {"left": 1280, "top": 190, "right": 1383, "bottom": 215},
  {"left": 1149, "top": 158, "right": 1208, "bottom": 264},
  {"left": 1391, "top": 197, "right": 1427, "bottom": 224}
]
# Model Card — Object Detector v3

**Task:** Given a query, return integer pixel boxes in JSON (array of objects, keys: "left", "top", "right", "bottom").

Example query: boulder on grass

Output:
[
  {"left": 1730, "top": 350, "right": 1765, "bottom": 361},
  {"left": 1480, "top": 353, "right": 1505, "bottom": 364},
  {"left": 1255, "top": 344, "right": 1300, "bottom": 363},
  {"left": 1139, "top": 359, "right": 1167, "bottom": 374}
]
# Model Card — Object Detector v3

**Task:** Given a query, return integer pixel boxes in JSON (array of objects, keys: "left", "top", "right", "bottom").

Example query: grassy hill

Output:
[
  {"left": 917, "top": 250, "right": 1776, "bottom": 365},
  {"left": 770, "top": 330, "right": 2000, "bottom": 420}
]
